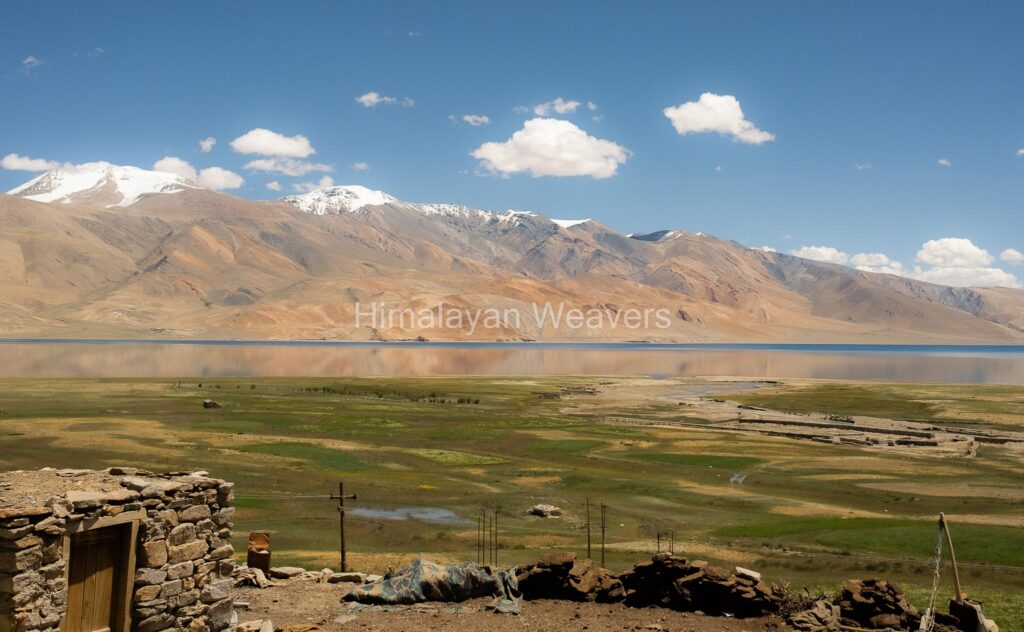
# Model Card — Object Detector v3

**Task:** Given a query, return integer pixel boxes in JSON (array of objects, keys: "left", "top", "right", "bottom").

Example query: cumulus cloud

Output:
[
  {"left": 850, "top": 252, "right": 904, "bottom": 275},
  {"left": 587, "top": 101, "right": 598, "bottom": 111},
  {"left": 1, "top": 153, "right": 60, "bottom": 172},
  {"left": 152, "top": 156, "right": 198, "bottom": 182},
  {"left": 243, "top": 158, "right": 332, "bottom": 176},
  {"left": 911, "top": 238, "right": 1019, "bottom": 288},
  {"left": 265, "top": 181, "right": 282, "bottom": 191},
  {"left": 533, "top": 98, "right": 582, "bottom": 116},
  {"left": 999, "top": 248, "right": 1024, "bottom": 265},
  {"left": 912, "top": 266, "right": 1019, "bottom": 288},
  {"left": 230, "top": 128, "right": 315, "bottom": 158},
  {"left": 152, "top": 156, "right": 243, "bottom": 190},
  {"left": 356, "top": 91, "right": 394, "bottom": 107},
  {"left": 351, "top": 162, "right": 369, "bottom": 171},
  {"left": 1017, "top": 148, "right": 1024, "bottom": 157},
  {"left": 292, "top": 175, "right": 334, "bottom": 193},
  {"left": 356, "top": 92, "right": 414, "bottom": 108},
  {"left": 915, "top": 238, "right": 992, "bottom": 268},
  {"left": 197, "top": 166, "right": 244, "bottom": 190},
  {"left": 471, "top": 118, "right": 630, "bottom": 179},
  {"left": 199, "top": 137, "right": 216, "bottom": 153},
  {"left": 937, "top": 158, "right": 952, "bottom": 167},
  {"left": 461, "top": 114, "right": 490, "bottom": 127},
  {"left": 788, "top": 246, "right": 849, "bottom": 265},
  {"left": 854, "top": 162, "right": 873, "bottom": 171},
  {"left": 664, "top": 93, "right": 775, "bottom": 145},
  {"left": 757, "top": 246, "right": 777, "bottom": 252}
]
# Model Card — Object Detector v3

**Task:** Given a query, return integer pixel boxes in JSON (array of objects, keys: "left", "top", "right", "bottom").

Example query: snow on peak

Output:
[
  {"left": 552, "top": 218, "right": 592, "bottom": 228},
  {"left": 283, "top": 185, "right": 401, "bottom": 215},
  {"left": 8, "top": 162, "right": 196, "bottom": 207}
]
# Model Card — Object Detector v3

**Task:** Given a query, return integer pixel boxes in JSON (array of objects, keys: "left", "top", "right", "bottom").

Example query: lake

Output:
[{"left": 1, "top": 340, "right": 1023, "bottom": 383}]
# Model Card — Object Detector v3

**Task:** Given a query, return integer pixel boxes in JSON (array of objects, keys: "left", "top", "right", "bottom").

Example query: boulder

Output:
[
  {"left": 268, "top": 566, "right": 305, "bottom": 579},
  {"left": 528, "top": 504, "right": 562, "bottom": 518},
  {"left": 516, "top": 552, "right": 622, "bottom": 603}
]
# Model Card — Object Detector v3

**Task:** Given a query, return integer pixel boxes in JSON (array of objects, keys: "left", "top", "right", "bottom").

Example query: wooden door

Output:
[{"left": 66, "top": 525, "right": 128, "bottom": 632}]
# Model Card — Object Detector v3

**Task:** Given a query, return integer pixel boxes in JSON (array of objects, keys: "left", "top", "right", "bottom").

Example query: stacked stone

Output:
[
  {"left": 516, "top": 552, "right": 624, "bottom": 603},
  {"left": 0, "top": 467, "right": 235, "bottom": 632},
  {"left": 618, "top": 553, "right": 788, "bottom": 618},
  {"left": 836, "top": 578, "right": 921, "bottom": 630},
  {"left": 0, "top": 504, "right": 66, "bottom": 632}
]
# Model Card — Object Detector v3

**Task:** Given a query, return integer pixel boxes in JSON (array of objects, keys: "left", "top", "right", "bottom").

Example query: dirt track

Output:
[{"left": 235, "top": 578, "right": 790, "bottom": 631}]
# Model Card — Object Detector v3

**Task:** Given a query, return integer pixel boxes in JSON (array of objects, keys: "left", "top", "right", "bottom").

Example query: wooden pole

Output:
[
  {"left": 585, "top": 497, "right": 592, "bottom": 560},
  {"left": 330, "top": 482, "right": 357, "bottom": 572},
  {"left": 939, "top": 513, "right": 964, "bottom": 603},
  {"left": 493, "top": 511, "right": 498, "bottom": 567},
  {"left": 600, "top": 503, "right": 607, "bottom": 568}
]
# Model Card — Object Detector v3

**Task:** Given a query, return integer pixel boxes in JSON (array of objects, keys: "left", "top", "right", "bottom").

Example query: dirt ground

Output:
[{"left": 234, "top": 578, "right": 791, "bottom": 631}]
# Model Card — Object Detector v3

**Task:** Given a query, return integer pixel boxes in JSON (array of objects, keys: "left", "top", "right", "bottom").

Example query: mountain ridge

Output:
[{"left": 2, "top": 165, "right": 1022, "bottom": 342}]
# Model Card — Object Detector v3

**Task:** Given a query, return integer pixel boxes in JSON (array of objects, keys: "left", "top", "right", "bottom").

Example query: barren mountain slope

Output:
[{"left": 1, "top": 182, "right": 1021, "bottom": 342}]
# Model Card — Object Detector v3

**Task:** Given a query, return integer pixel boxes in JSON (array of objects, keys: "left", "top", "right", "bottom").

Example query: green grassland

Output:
[{"left": 0, "top": 376, "right": 1021, "bottom": 625}]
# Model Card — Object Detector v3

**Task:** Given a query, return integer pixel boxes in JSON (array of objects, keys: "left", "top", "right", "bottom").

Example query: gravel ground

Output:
[{"left": 234, "top": 578, "right": 791, "bottom": 631}]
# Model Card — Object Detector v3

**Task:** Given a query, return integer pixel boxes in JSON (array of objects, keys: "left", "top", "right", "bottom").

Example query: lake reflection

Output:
[{"left": 0, "top": 341, "right": 1022, "bottom": 384}]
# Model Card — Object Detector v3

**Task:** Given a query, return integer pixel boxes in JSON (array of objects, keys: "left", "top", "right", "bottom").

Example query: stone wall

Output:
[{"left": 0, "top": 467, "right": 235, "bottom": 632}]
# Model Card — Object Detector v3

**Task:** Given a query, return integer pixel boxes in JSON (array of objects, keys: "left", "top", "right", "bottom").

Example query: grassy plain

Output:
[{"left": 0, "top": 377, "right": 1021, "bottom": 625}]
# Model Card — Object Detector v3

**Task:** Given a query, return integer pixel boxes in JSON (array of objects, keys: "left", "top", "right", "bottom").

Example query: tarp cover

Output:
[{"left": 343, "top": 559, "right": 521, "bottom": 611}]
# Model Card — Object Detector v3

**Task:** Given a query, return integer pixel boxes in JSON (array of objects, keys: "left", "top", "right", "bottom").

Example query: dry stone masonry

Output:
[{"left": 0, "top": 467, "right": 235, "bottom": 632}]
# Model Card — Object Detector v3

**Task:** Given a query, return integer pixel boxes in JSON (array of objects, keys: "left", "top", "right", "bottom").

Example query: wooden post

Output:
[
  {"left": 330, "top": 482, "right": 357, "bottom": 572},
  {"left": 600, "top": 503, "right": 607, "bottom": 567},
  {"left": 656, "top": 532, "right": 661, "bottom": 553},
  {"left": 586, "top": 497, "right": 592, "bottom": 560},
  {"left": 493, "top": 511, "right": 498, "bottom": 567},
  {"left": 939, "top": 513, "right": 964, "bottom": 603}
]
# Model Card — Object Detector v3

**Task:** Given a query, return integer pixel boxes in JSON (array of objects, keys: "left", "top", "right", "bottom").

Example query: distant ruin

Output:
[{"left": 0, "top": 468, "right": 235, "bottom": 632}]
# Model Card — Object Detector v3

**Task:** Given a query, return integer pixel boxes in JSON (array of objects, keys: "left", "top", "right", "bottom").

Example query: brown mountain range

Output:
[{"left": 1, "top": 183, "right": 1022, "bottom": 343}]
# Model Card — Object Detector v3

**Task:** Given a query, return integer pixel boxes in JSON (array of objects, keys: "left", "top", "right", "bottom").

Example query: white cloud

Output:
[
  {"left": 21, "top": 56, "right": 42, "bottom": 73},
  {"left": 199, "top": 137, "right": 216, "bottom": 153},
  {"left": 265, "top": 181, "right": 282, "bottom": 191},
  {"left": 757, "top": 246, "right": 777, "bottom": 252},
  {"left": 461, "top": 114, "right": 490, "bottom": 127},
  {"left": 916, "top": 238, "right": 992, "bottom": 268},
  {"left": 912, "top": 266, "right": 1019, "bottom": 288},
  {"left": 243, "top": 157, "right": 332, "bottom": 176},
  {"left": 351, "top": 162, "right": 370, "bottom": 171},
  {"left": 788, "top": 246, "right": 849, "bottom": 265},
  {"left": 152, "top": 156, "right": 197, "bottom": 182},
  {"left": 851, "top": 252, "right": 904, "bottom": 275},
  {"left": 471, "top": 117, "right": 630, "bottom": 179},
  {"left": 1017, "top": 148, "right": 1024, "bottom": 157},
  {"left": 1, "top": 153, "right": 60, "bottom": 172},
  {"left": 197, "top": 167, "right": 244, "bottom": 190},
  {"left": 911, "top": 238, "right": 1019, "bottom": 288},
  {"left": 292, "top": 175, "right": 334, "bottom": 193},
  {"left": 937, "top": 158, "right": 952, "bottom": 167},
  {"left": 512, "top": 105, "right": 531, "bottom": 114},
  {"left": 854, "top": 162, "right": 873, "bottom": 171},
  {"left": 664, "top": 93, "right": 775, "bottom": 145},
  {"left": 356, "top": 91, "right": 395, "bottom": 107},
  {"left": 587, "top": 101, "right": 598, "bottom": 111},
  {"left": 230, "top": 128, "right": 315, "bottom": 158},
  {"left": 152, "top": 156, "right": 243, "bottom": 190},
  {"left": 356, "top": 92, "right": 414, "bottom": 108},
  {"left": 533, "top": 98, "right": 581, "bottom": 116},
  {"left": 1000, "top": 248, "right": 1024, "bottom": 265}
]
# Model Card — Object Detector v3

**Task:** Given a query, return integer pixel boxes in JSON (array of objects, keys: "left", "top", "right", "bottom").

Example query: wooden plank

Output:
[{"left": 91, "top": 533, "right": 115, "bottom": 632}]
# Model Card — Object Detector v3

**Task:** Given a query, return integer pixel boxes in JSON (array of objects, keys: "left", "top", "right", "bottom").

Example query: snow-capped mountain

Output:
[
  {"left": 282, "top": 184, "right": 582, "bottom": 228},
  {"left": 281, "top": 185, "right": 403, "bottom": 215},
  {"left": 8, "top": 162, "right": 196, "bottom": 207}
]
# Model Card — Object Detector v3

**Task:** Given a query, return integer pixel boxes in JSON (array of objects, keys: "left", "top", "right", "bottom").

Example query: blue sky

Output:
[{"left": 3, "top": 1, "right": 1023, "bottom": 286}]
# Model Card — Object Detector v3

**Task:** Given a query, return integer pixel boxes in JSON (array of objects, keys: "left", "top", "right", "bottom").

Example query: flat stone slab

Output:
[{"left": 268, "top": 566, "right": 306, "bottom": 579}]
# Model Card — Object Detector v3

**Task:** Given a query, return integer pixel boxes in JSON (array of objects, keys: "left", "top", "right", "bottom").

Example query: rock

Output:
[
  {"left": 168, "top": 539, "right": 208, "bottom": 564},
  {"left": 516, "top": 552, "right": 623, "bottom": 603},
  {"left": 203, "top": 399, "right": 222, "bottom": 408},
  {"left": 329, "top": 571, "right": 368, "bottom": 584},
  {"left": 836, "top": 577, "right": 921, "bottom": 630},
  {"left": 527, "top": 504, "right": 562, "bottom": 518},
  {"left": 268, "top": 566, "right": 306, "bottom": 579},
  {"left": 64, "top": 490, "right": 106, "bottom": 510},
  {"left": 735, "top": 566, "right": 762, "bottom": 582}
]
